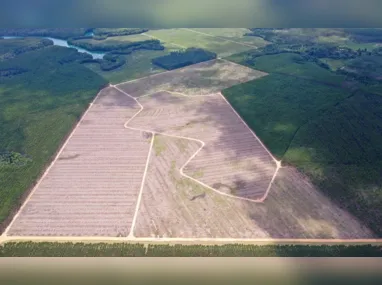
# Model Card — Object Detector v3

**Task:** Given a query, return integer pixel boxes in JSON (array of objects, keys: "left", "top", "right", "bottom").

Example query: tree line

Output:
[
  {"left": 152, "top": 48, "right": 217, "bottom": 70},
  {"left": 0, "top": 28, "right": 89, "bottom": 40},
  {"left": 1, "top": 242, "right": 381, "bottom": 257},
  {"left": 79, "top": 40, "right": 165, "bottom": 71},
  {"left": 93, "top": 28, "right": 148, "bottom": 39}
]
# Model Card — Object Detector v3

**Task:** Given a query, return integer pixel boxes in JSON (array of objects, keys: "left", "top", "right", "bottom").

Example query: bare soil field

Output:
[
  {"left": 118, "top": 59, "right": 267, "bottom": 96},
  {"left": 133, "top": 148, "right": 374, "bottom": 238},
  {"left": 128, "top": 91, "right": 276, "bottom": 201},
  {"left": 4, "top": 58, "right": 374, "bottom": 240},
  {"left": 6, "top": 87, "right": 152, "bottom": 236},
  {"left": 120, "top": 60, "right": 373, "bottom": 239}
]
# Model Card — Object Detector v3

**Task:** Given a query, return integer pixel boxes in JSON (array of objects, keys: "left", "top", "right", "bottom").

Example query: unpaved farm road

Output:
[
  {"left": 1, "top": 235, "right": 382, "bottom": 246},
  {"left": 112, "top": 83, "right": 281, "bottom": 205}
]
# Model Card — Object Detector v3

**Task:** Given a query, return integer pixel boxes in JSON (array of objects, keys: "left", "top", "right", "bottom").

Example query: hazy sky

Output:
[{"left": 1, "top": 0, "right": 381, "bottom": 27}]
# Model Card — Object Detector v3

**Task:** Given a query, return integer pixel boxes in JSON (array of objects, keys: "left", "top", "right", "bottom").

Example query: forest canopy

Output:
[{"left": 152, "top": 48, "right": 217, "bottom": 70}]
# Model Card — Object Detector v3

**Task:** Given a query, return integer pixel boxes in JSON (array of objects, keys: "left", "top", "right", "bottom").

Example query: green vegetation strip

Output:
[{"left": 1, "top": 242, "right": 381, "bottom": 257}]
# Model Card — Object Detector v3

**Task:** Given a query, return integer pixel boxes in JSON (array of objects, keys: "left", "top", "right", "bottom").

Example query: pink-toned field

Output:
[
  {"left": 128, "top": 91, "right": 276, "bottom": 200},
  {"left": 5, "top": 59, "right": 375, "bottom": 239},
  {"left": 7, "top": 87, "right": 152, "bottom": 236}
]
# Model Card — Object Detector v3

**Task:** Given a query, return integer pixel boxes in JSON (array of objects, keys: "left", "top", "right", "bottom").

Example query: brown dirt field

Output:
[
  {"left": 133, "top": 138, "right": 374, "bottom": 238},
  {"left": 118, "top": 59, "right": 267, "bottom": 97},
  {"left": 7, "top": 87, "right": 151, "bottom": 237},
  {"left": 128, "top": 91, "right": 276, "bottom": 200}
]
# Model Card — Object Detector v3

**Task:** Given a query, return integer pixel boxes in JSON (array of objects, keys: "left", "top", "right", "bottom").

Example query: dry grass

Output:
[{"left": 118, "top": 59, "right": 267, "bottom": 97}]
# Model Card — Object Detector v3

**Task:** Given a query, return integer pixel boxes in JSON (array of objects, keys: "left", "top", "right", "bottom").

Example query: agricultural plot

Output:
[
  {"left": 127, "top": 92, "right": 276, "bottom": 201},
  {"left": 133, "top": 136, "right": 372, "bottom": 238},
  {"left": 6, "top": 87, "right": 151, "bottom": 236},
  {"left": 119, "top": 61, "right": 372, "bottom": 239},
  {"left": 118, "top": 59, "right": 267, "bottom": 96},
  {"left": 187, "top": 28, "right": 270, "bottom": 46},
  {"left": 4, "top": 51, "right": 374, "bottom": 240},
  {"left": 145, "top": 29, "right": 259, "bottom": 57}
]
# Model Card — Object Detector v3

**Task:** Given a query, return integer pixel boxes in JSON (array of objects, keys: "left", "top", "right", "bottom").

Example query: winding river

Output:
[{"left": 3, "top": 36, "right": 105, "bottom": 59}]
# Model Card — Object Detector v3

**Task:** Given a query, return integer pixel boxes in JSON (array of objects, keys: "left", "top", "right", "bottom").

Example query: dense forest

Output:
[
  {"left": 78, "top": 39, "right": 165, "bottom": 71},
  {"left": 67, "top": 38, "right": 164, "bottom": 52},
  {"left": 152, "top": 48, "right": 217, "bottom": 70},
  {"left": 0, "top": 28, "right": 89, "bottom": 40},
  {"left": 93, "top": 28, "right": 148, "bottom": 38}
]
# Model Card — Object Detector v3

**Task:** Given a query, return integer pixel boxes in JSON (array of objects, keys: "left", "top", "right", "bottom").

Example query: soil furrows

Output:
[
  {"left": 128, "top": 91, "right": 276, "bottom": 200},
  {"left": 135, "top": 144, "right": 374, "bottom": 238},
  {"left": 133, "top": 135, "right": 269, "bottom": 238},
  {"left": 241, "top": 167, "right": 375, "bottom": 239},
  {"left": 7, "top": 87, "right": 152, "bottom": 237}
]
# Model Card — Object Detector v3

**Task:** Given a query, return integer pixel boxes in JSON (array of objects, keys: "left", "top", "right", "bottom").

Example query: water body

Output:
[{"left": 2, "top": 36, "right": 105, "bottom": 59}]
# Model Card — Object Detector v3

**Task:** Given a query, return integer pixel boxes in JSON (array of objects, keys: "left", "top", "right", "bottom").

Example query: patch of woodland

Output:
[
  {"left": 78, "top": 39, "right": 165, "bottom": 71},
  {"left": 93, "top": 28, "right": 148, "bottom": 38},
  {"left": 0, "top": 28, "right": 89, "bottom": 40},
  {"left": 152, "top": 48, "right": 217, "bottom": 70}
]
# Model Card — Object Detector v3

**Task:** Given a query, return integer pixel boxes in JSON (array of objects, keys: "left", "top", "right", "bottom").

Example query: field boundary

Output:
[
  {"left": 1, "top": 236, "right": 382, "bottom": 245},
  {"left": 114, "top": 58, "right": 223, "bottom": 87},
  {"left": 112, "top": 85, "right": 279, "bottom": 204}
]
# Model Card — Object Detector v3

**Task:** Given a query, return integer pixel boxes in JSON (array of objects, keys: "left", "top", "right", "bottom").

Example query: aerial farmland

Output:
[
  {"left": 1, "top": 28, "right": 380, "bottom": 248},
  {"left": 2, "top": 58, "right": 373, "bottom": 240}
]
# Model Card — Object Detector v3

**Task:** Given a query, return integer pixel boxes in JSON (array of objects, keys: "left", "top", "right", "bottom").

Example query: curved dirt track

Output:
[
  {"left": 115, "top": 84, "right": 280, "bottom": 203},
  {"left": 2, "top": 59, "right": 375, "bottom": 241}
]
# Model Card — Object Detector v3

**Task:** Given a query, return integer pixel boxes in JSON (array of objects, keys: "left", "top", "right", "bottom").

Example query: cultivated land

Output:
[
  {"left": 117, "top": 59, "right": 372, "bottom": 239},
  {"left": 6, "top": 87, "right": 152, "bottom": 236},
  {"left": 132, "top": 135, "right": 372, "bottom": 238},
  {"left": 126, "top": 92, "right": 277, "bottom": 201},
  {"left": 2, "top": 51, "right": 375, "bottom": 241}
]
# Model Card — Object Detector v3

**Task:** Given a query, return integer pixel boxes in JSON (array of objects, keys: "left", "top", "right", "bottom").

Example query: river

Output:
[{"left": 2, "top": 36, "right": 105, "bottom": 59}]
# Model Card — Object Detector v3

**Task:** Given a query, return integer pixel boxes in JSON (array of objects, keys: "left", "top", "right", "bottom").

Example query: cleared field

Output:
[
  {"left": 186, "top": 28, "right": 270, "bottom": 46},
  {"left": 127, "top": 91, "right": 277, "bottom": 200},
  {"left": 145, "top": 29, "right": 259, "bottom": 57},
  {"left": 133, "top": 134, "right": 372, "bottom": 238},
  {"left": 6, "top": 87, "right": 151, "bottom": 236},
  {"left": 118, "top": 59, "right": 267, "bottom": 96},
  {"left": 120, "top": 60, "right": 372, "bottom": 238}
]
